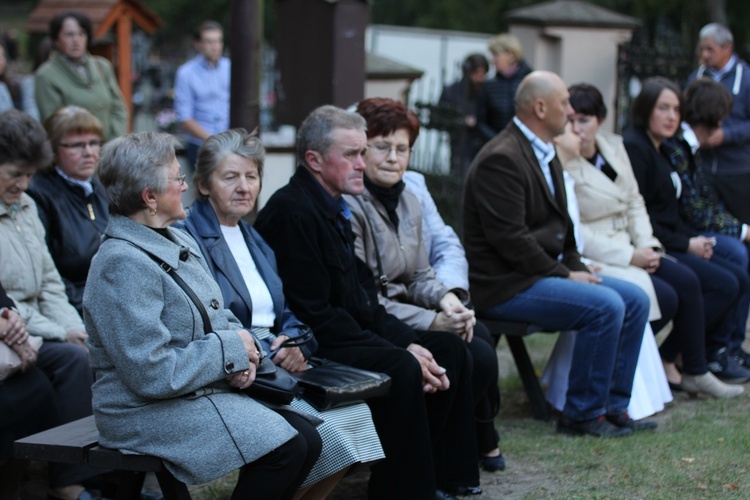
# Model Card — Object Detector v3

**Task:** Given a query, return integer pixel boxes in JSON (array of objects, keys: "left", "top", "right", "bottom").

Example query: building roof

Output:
[
  {"left": 366, "top": 53, "right": 424, "bottom": 80},
  {"left": 26, "top": 0, "right": 162, "bottom": 37},
  {"left": 506, "top": 0, "right": 638, "bottom": 29}
]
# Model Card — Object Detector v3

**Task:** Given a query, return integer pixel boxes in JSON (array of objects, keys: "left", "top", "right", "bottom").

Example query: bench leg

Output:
[
  {"left": 156, "top": 469, "right": 192, "bottom": 500},
  {"left": 114, "top": 471, "right": 146, "bottom": 500},
  {"left": 505, "top": 335, "right": 550, "bottom": 421}
]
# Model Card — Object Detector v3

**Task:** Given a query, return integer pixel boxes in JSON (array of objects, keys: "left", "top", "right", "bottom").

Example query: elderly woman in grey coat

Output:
[{"left": 83, "top": 132, "right": 321, "bottom": 499}]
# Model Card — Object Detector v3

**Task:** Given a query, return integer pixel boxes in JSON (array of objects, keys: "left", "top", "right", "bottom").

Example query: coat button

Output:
[
  {"left": 226, "top": 362, "right": 235, "bottom": 371},
  {"left": 210, "top": 299, "right": 220, "bottom": 309},
  {"left": 555, "top": 232, "right": 564, "bottom": 240}
]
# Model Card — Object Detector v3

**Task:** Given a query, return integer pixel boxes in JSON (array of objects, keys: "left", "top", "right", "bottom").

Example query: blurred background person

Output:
[
  {"left": 174, "top": 20, "right": 230, "bottom": 172},
  {"left": 28, "top": 106, "right": 108, "bottom": 316},
  {"left": 0, "top": 41, "right": 37, "bottom": 117},
  {"left": 35, "top": 11, "right": 127, "bottom": 141},
  {"left": 476, "top": 33, "right": 532, "bottom": 142},
  {"left": 686, "top": 23, "right": 750, "bottom": 224},
  {"left": 438, "top": 53, "right": 489, "bottom": 177}
]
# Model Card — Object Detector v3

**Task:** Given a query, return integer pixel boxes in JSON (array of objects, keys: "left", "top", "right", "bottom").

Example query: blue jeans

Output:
[{"left": 479, "top": 276, "right": 648, "bottom": 421}]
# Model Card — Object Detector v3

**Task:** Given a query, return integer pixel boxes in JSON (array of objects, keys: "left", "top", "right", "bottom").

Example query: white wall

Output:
[
  {"left": 258, "top": 151, "right": 296, "bottom": 210},
  {"left": 511, "top": 25, "right": 633, "bottom": 133}
]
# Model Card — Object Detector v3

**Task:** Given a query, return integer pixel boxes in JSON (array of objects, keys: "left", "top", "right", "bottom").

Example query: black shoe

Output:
[
  {"left": 557, "top": 415, "right": 632, "bottom": 437},
  {"left": 734, "top": 348, "right": 750, "bottom": 367},
  {"left": 606, "top": 412, "right": 657, "bottom": 432},
  {"left": 436, "top": 490, "right": 459, "bottom": 500},
  {"left": 479, "top": 453, "right": 506, "bottom": 472},
  {"left": 668, "top": 381, "right": 684, "bottom": 392},
  {"left": 707, "top": 348, "right": 750, "bottom": 383},
  {"left": 443, "top": 486, "right": 483, "bottom": 496}
]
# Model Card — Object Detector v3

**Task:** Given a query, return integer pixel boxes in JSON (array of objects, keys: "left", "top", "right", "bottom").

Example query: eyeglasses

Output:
[
  {"left": 367, "top": 142, "right": 411, "bottom": 159},
  {"left": 168, "top": 174, "right": 187, "bottom": 186},
  {"left": 58, "top": 140, "right": 103, "bottom": 153}
]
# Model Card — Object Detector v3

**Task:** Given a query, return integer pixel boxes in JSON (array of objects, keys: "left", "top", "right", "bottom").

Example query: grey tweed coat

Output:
[{"left": 83, "top": 215, "right": 298, "bottom": 484}]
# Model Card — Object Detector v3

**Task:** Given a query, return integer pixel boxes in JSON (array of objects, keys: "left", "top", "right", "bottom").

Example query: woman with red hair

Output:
[{"left": 346, "top": 98, "right": 504, "bottom": 495}]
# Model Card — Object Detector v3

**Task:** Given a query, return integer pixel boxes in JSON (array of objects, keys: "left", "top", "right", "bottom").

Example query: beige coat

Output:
[
  {"left": 564, "top": 131, "right": 663, "bottom": 321},
  {"left": 0, "top": 194, "right": 84, "bottom": 339},
  {"left": 345, "top": 189, "right": 467, "bottom": 331}
]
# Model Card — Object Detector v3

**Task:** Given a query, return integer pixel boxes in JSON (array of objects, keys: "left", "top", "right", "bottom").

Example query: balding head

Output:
[{"left": 514, "top": 71, "right": 572, "bottom": 142}]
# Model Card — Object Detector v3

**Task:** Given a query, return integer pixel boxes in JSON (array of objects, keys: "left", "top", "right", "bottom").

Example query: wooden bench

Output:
[
  {"left": 14, "top": 415, "right": 191, "bottom": 500},
  {"left": 480, "top": 319, "right": 551, "bottom": 421}
]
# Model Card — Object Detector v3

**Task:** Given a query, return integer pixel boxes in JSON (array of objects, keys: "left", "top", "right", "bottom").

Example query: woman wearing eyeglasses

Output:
[
  {"left": 345, "top": 98, "right": 502, "bottom": 495},
  {"left": 27, "top": 106, "right": 108, "bottom": 316}
]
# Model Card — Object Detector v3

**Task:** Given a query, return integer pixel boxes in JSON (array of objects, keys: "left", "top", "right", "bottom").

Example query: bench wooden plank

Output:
[
  {"left": 14, "top": 416, "right": 192, "bottom": 500},
  {"left": 14, "top": 415, "right": 99, "bottom": 463}
]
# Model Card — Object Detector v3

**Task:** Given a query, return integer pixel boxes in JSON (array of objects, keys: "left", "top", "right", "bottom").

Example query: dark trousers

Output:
[
  {"left": 707, "top": 234, "right": 750, "bottom": 353},
  {"left": 650, "top": 257, "right": 708, "bottom": 374},
  {"left": 670, "top": 251, "right": 740, "bottom": 354},
  {"left": 232, "top": 410, "right": 322, "bottom": 500},
  {"left": 36, "top": 341, "right": 99, "bottom": 489},
  {"left": 317, "top": 330, "right": 478, "bottom": 499},
  {"left": 469, "top": 322, "right": 500, "bottom": 454}
]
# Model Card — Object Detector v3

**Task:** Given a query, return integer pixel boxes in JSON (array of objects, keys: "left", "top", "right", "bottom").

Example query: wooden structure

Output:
[
  {"left": 275, "top": 0, "right": 369, "bottom": 126},
  {"left": 25, "top": 0, "right": 163, "bottom": 126},
  {"left": 506, "top": 0, "right": 638, "bottom": 133}
]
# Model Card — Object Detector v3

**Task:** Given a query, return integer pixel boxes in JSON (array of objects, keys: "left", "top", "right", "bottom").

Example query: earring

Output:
[{"left": 149, "top": 207, "right": 158, "bottom": 216}]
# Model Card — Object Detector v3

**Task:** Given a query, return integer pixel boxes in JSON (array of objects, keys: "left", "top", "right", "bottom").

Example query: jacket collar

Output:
[
  {"left": 508, "top": 122, "right": 566, "bottom": 215},
  {"left": 186, "top": 198, "right": 284, "bottom": 319},
  {"left": 104, "top": 214, "right": 195, "bottom": 270},
  {"left": 292, "top": 165, "right": 342, "bottom": 220}
]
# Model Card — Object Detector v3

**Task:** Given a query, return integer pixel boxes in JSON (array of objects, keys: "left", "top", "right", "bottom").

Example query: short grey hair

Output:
[
  {"left": 195, "top": 128, "right": 265, "bottom": 199},
  {"left": 699, "top": 23, "right": 734, "bottom": 47},
  {"left": 98, "top": 132, "right": 179, "bottom": 216},
  {"left": 296, "top": 105, "right": 366, "bottom": 165}
]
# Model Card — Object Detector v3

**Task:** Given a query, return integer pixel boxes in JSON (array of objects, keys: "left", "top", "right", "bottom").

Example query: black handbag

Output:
[
  {"left": 127, "top": 240, "right": 300, "bottom": 406},
  {"left": 244, "top": 356, "right": 299, "bottom": 405},
  {"left": 292, "top": 357, "right": 391, "bottom": 411}
]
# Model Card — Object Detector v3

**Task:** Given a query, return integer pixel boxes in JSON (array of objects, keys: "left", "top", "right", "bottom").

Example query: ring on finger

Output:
[{"left": 243, "top": 370, "right": 250, "bottom": 376}]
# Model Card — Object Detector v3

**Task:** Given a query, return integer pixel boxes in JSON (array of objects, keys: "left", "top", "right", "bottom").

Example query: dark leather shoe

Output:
[
  {"left": 606, "top": 412, "right": 657, "bottom": 432},
  {"left": 436, "top": 490, "right": 458, "bottom": 500},
  {"left": 707, "top": 348, "right": 750, "bottom": 383},
  {"left": 480, "top": 453, "right": 506, "bottom": 472},
  {"left": 734, "top": 348, "right": 750, "bottom": 367},
  {"left": 557, "top": 415, "right": 632, "bottom": 437}
]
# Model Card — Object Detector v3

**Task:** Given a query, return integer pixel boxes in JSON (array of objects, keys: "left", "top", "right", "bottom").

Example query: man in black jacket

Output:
[{"left": 255, "top": 105, "right": 478, "bottom": 500}]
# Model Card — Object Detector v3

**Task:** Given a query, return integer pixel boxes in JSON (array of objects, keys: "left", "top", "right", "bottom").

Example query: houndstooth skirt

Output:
[{"left": 290, "top": 397, "right": 384, "bottom": 488}]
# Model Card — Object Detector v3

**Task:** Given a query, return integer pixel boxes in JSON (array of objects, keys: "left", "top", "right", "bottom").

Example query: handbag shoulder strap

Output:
[
  {"left": 353, "top": 197, "right": 389, "bottom": 298},
  {"left": 103, "top": 235, "right": 212, "bottom": 334}
]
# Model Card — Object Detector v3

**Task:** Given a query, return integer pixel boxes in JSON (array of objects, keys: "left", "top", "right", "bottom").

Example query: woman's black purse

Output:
[{"left": 292, "top": 357, "right": 391, "bottom": 411}]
